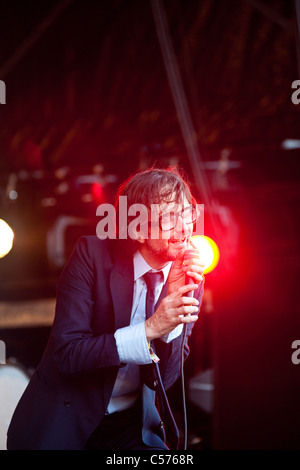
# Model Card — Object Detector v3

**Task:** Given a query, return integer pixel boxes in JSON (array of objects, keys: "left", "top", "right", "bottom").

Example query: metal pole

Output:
[
  {"left": 0, "top": 0, "right": 73, "bottom": 79},
  {"left": 151, "top": 0, "right": 224, "bottom": 245},
  {"left": 295, "top": 0, "right": 300, "bottom": 77}
]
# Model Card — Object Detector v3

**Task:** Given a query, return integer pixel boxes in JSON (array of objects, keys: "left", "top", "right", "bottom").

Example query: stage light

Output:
[
  {"left": 282, "top": 139, "right": 300, "bottom": 150},
  {"left": 91, "top": 182, "right": 103, "bottom": 202},
  {"left": 191, "top": 235, "right": 220, "bottom": 274},
  {"left": 0, "top": 219, "right": 14, "bottom": 258}
]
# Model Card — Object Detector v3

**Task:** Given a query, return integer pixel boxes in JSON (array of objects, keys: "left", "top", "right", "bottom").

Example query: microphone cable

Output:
[
  {"left": 180, "top": 322, "right": 188, "bottom": 450},
  {"left": 180, "top": 249, "right": 200, "bottom": 450}
]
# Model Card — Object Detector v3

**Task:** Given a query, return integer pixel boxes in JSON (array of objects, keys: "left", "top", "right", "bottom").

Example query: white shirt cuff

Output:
[{"left": 114, "top": 322, "right": 152, "bottom": 365}]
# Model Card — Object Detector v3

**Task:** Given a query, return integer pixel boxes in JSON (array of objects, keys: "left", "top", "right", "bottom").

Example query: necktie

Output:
[{"left": 143, "top": 271, "right": 163, "bottom": 319}]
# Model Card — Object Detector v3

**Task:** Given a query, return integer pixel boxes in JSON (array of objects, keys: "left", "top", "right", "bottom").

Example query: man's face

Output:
[{"left": 138, "top": 195, "right": 194, "bottom": 268}]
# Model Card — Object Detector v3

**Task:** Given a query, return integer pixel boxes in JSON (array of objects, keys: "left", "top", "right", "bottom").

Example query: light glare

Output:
[
  {"left": 191, "top": 235, "right": 220, "bottom": 274},
  {"left": 0, "top": 219, "right": 14, "bottom": 258}
]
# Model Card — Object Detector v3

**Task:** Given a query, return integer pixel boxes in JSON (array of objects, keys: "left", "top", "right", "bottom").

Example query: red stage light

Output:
[{"left": 91, "top": 182, "right": 103, "bottom": 202}]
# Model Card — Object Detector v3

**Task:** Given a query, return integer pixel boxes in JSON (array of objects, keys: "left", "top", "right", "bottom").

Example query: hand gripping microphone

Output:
[{"left": 183, "top": 248, "right": 200, "bottom": 298}]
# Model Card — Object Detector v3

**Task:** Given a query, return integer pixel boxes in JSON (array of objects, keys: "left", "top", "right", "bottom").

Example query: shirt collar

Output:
[{"left": 133, "top": 250, "right": 171, "bottom": 284}]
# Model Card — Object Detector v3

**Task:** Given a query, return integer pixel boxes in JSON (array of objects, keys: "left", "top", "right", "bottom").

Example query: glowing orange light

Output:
[
  {"left": 191, "top": 235, "right": 220, "bottom": 274},
  {"left": 0, "top": 219, "right": 14, "bottom": 258}
]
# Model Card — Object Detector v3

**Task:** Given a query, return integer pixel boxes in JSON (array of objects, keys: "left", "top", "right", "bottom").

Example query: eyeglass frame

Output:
[{"left": 157, "top": 204, "right": 199, "bottom": 231}]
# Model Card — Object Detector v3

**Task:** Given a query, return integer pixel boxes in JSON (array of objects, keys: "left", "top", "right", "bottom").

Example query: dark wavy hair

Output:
[{"left": 114, "top": 167, "right": 196, "bottom": 245}]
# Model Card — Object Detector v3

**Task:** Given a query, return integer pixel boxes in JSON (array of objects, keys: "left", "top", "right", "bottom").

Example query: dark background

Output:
[{"left": 0, "top": 0, "right": 299, "bottom": 450}]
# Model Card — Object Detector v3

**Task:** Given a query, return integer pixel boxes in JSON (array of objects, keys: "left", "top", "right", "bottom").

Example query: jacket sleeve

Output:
[{"left": 51, "top": 237, "right": 122, "bottom": 375}]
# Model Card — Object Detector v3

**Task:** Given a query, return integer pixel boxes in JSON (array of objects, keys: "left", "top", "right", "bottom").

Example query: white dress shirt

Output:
[{"left": 107, "top": 250, "right": 183, "bottom": 414}]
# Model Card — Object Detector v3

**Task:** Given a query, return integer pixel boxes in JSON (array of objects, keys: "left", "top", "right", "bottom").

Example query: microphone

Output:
[
  {"left": 183, "top": 249, "right": 200, "bottom": 298},
  {"left": 181, "top": 248, "right": 201, "bottom": 451}
]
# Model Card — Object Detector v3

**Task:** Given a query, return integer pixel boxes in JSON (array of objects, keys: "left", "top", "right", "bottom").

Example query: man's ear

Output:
[
  {"left": 127, "top": 204, "right": 149, "bottom": 243},
  {"left": 128, "top": 222, "right": 148, "bottom": 244},
  {"left": 136, "top": 234, "right": 146, "bottom": 245}
]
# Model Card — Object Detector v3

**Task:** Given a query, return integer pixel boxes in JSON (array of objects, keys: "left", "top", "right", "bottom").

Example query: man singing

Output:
[{"left": 7, "top": 167, "right": 204, "bottom": 450}]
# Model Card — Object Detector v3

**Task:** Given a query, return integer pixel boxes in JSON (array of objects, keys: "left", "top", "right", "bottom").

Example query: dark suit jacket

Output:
[{"left": 7, "top": 236, "right": 203, "bottom": 450}]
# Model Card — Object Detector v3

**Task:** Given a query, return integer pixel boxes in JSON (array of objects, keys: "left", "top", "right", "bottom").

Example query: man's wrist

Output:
[{"left": 144, "top": 319, "right": 157, "bottom": 342}]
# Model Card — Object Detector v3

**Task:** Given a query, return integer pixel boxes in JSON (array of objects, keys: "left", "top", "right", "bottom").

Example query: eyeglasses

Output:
[{"left": 159, "top": 205, "right": 198, "bottom": 231}]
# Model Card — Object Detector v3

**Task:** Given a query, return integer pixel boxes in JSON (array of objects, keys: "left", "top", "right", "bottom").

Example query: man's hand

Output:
[
  {"left": 145, "top": 283, "right": 200, "bottom": 341},
  {"left": 167, "top": 244, "right": 205, "bottom": 295}
]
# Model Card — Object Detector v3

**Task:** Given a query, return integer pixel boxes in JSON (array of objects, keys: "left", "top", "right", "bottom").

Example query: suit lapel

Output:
[
  {"left": 110, "top": 252, "right": 172, "bottom": 330},
  {"left": 110, "top": 246, "right": 134, "bottom": 330},
  {"left": 110, "top": 248, "right": 178, "bottom": 448}
]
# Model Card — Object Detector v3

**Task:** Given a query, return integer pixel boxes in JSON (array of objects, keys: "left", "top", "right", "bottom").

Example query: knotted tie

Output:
[{"left": 143, "top": 271, "right": 163, "bottom": 319}]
